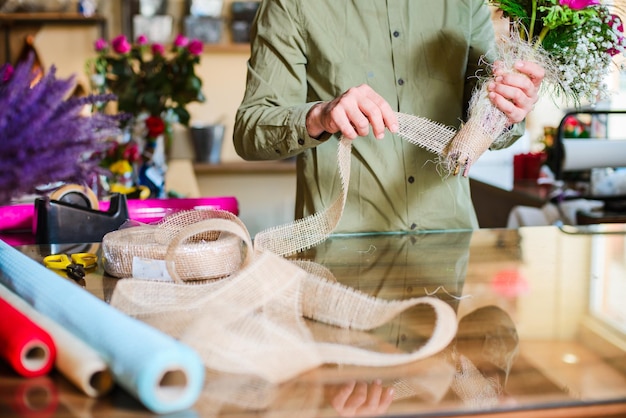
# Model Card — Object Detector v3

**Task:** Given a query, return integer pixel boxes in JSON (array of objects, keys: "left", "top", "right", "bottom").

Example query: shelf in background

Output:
[
  {"left": 194, "top": 160, "right": 295, "bottom": 174},
  {"left": 0, "top": 12, "right": 108, "bottom": 61},
  {"left": 0, "top": 12, "right": 106, "bottom": 24}
]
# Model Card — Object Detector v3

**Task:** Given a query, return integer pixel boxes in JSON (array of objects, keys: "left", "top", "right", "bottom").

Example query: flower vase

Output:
[
  {"left": 102, "top": 114, "right": 168, "bottom": 199},
  {"left": 137, "top": 132, "right": 168, "bottom": 198}
]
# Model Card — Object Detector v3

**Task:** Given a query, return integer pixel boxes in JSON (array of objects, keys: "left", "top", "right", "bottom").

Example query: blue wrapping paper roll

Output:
[{"left": 0, "top": 240, "right": 204, "bottom": 414}]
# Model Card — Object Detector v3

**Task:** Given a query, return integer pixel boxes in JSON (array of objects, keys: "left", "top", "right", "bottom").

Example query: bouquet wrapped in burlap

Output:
[{"left": 399, "top": 0, "right": 626, "bottom": 176}]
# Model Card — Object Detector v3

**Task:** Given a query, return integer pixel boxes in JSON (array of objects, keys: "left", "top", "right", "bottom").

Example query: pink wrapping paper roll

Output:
[
  {"left": 0, "top": 297, "right": 56, "bottom": 377},
  {"left": 0, "top": 196, "right": 239, "bottom": 231}
]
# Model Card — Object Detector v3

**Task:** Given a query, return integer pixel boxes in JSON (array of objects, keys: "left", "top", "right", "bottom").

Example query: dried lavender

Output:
[{"left": 0, "top": 54, "right": 122, "bottom": 205}]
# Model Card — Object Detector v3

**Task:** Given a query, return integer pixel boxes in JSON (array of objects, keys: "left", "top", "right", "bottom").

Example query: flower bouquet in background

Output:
[
  {"left": 0, "top": 54, "right": 121, "bottom": 206},
  {"left": 87, "top": 33, "right": 205, "bottom": 198},
  {"left": 442, "top": 0, "right": 625, "bottom": 176}
]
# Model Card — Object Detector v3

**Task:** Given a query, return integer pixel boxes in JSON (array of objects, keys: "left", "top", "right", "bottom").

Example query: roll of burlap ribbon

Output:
[{"left": 103, "top": 122, "right": 462, "bottom": 384}]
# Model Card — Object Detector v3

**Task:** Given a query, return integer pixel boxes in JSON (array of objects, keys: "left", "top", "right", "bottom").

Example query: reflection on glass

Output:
[{"left": 590, "top": 232, "right": 626, "bottom": 333}]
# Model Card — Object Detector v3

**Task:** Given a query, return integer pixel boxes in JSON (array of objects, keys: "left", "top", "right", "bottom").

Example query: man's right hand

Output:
[{"left": 306, "top": 84, "right": 398, "bottom": 140}]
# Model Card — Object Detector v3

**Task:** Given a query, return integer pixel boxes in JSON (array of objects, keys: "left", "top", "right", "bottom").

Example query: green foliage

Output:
[
  {"left": 87, "top": 35, "right": 205, "bottom": 127},
  {"left": 539, "top": 1, "right": 599, "bottom": 30}
]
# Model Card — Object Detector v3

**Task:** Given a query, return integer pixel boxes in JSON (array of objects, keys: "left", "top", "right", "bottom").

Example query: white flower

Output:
[{"left": 90, "top": 74, "right": 105, "bottom": 87}]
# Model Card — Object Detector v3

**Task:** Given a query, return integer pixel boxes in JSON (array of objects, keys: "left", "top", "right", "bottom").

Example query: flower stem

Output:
[
  {"left": 529, "top": 0, "right": 538, "bottom": 40},
  {"left": 533, "top": 26, "right": 550, "bottom": 49}
]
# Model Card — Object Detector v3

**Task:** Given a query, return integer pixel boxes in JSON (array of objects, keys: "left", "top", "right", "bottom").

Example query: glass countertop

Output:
[{"left": 1, "top": 224, "right": 626, "bottom": 417}]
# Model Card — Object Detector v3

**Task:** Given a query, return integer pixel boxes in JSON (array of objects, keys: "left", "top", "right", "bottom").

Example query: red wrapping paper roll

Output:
[{"left": 0, "top": 297, "right": 56, "bottom": 377}]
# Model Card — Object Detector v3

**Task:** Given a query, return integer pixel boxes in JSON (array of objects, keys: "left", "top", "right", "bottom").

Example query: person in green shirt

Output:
[{"left": 234, "top": 0, "right": 544, "bottom": 233}]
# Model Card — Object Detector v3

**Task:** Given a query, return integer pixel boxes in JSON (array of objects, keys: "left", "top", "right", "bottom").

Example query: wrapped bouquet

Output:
[{"left": 444, "top": 0, "right": 626, "bottom": 176}]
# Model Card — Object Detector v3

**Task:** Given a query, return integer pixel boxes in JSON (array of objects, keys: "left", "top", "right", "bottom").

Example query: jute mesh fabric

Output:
[
  {"left": 102, "top": 209, "right": 245, "bottom": 281},
  {"left": 450, "top": 354, "right": 502, "bottom": 408},
  {"left": 395, "top": 112, "right": 456, "bottom": 156},
  {"left": 395, "top": 110, "right": 502, "bottom": 177},
  {"left": 104, "top": 122, "right": 479, "bottom": 384}
]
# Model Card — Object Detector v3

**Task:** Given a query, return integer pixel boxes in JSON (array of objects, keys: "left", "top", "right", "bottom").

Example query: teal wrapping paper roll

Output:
[{"left": 0, "top": 240, "right": 204, "bottom": 414}]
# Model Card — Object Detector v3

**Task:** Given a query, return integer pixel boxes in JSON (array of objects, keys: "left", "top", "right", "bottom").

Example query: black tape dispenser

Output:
[{"left": 34, "top": 185, "right": 130, "bottom": 244}]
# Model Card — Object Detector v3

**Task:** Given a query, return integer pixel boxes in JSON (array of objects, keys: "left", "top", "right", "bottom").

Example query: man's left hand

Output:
[{"left": 488, "top": 60, "right": 545, "bottom": 124}]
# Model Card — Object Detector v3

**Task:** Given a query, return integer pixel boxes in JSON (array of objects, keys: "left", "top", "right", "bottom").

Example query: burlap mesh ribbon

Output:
[
  {"left": 103, "top": 127, "right": 464, "bottom": 385},
  {"left": 396, "top": 110, "right": 501, "bottom": 177}
]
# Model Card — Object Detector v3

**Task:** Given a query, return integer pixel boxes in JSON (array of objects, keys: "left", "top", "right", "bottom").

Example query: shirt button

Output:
[
  {"left": 410, "top": 223, "right": 417, "bottom": 230},
  {"left": 398, "top": 78, "right": 405, "bottom": 86},
  {"left": 393, "top": 30, "right": 400, "bottom": 37},
  {"left": 408, "top": 176, "right": 414, "bottom": 183},
  {"left": 297, "top": 138, "right": 305, "bottom": 145},
  {"left": 406, "top": 286, "right": 413, "bottom": 294},
  {"left": 274, "top": 149, "right": 281, "bottom": 154}
]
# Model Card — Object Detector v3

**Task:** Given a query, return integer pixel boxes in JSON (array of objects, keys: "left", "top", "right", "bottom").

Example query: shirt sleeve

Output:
[{"left": 233, "top": 0, "right": 325, "bottom": 161}]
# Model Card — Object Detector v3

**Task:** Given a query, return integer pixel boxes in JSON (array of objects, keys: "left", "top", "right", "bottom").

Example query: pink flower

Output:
[
  {"left": 559, "top": 0, "right": 600, "bottom": 10},
  {"left": 111, "top": 34, "right": 131, "bottom": 54},
  {"left": 94, "top": 38, "right": 108, "bottom": 52},
  {"left": 187, "top": 39, "right": 203, "bottom": 55},
  {"left": 136, "top": 34, "right": 148, "bottom": 45},
  {"left": 607, "top": 14, "right": 625, "bottom": 56},
  {"left": 122, "top": 142, "right": 140, "bottom": 163},
  {"left": 151, "top": 43, "right": 165, "bottom": 55},
  {"left": 173, "top": 34, "right": 189, "bottom": 47}
]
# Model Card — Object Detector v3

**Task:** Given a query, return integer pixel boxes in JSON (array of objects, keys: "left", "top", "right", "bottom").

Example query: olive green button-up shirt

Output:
[{"left": 234, "top": 0, "right": 515, "bottom": 233}]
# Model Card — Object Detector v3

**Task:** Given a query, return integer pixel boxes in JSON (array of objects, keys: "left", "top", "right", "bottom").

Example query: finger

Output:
[
  {"left": 341, "top": 85, "right": 375, "bottom": 137},
  {"left": 327, "top": 106, "right": 359, "bottom": 139},
  {"left": 329, "top": 381, "right": 357, "bottom": 411},
  {"left": 514, "top": 61, "right": 545, "bottom": 87},
  {"left": 343, "top": 381, "right": 368, "bottom": 410},
  {"left": 495, "top": 71, "right": 537, "bottom": 99},
  {"left": 361, "top": 379, "right": 383, "bottom": 412},
  {"left": 350, "top": 100, "right": 382, "bottom": 138},
  {"left": 330, "top": 89, "right": 375, "bottom": 138},
  {"left": 378, "top": 386, "right": 395, "bottom": 414},
  {"left": 363, "top": 90, "right": 398, "bottom": 136},
  {"left": 488, "top": 91, "right": 526, "bottom": 124}
]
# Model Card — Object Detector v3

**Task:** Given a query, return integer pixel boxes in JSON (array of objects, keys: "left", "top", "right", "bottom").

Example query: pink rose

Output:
[
  {"left": 173, "top": 34, "right": 189, "bottom": 47},
  {"left": 607, "top": 14, "right": 625, "bottom": 56},
  {"left": 94, "top": 38, "right": 108, "bottom": 52},
  {"left": 151, "top": 43, "right": 165, "bottom": 55},
  {"left": 559, "top": 0, "right": 600, "bottom": 10},
  {"left": 136, "top": 34, "right": 148, "bottom": 45},
  {"left": 111, "top": 34, "right": 131, "bottom": 54},
  {"left": 187, "top": 39, "right": 203, "bottom": 55}
]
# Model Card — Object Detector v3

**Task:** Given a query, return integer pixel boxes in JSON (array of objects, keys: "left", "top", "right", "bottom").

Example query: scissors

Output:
[{"left": 43, "top": 253, "right": 98, "bottom": 282}]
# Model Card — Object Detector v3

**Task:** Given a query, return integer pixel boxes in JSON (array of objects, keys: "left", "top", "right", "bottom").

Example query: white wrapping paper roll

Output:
[{"left": 562, "top": 140, "right": 626, "bottom": 171}]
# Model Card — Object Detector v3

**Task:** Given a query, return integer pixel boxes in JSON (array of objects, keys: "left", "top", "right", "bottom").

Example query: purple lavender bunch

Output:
[{"left": 0, "top": 54, "right": 122, "bottom": 205}]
